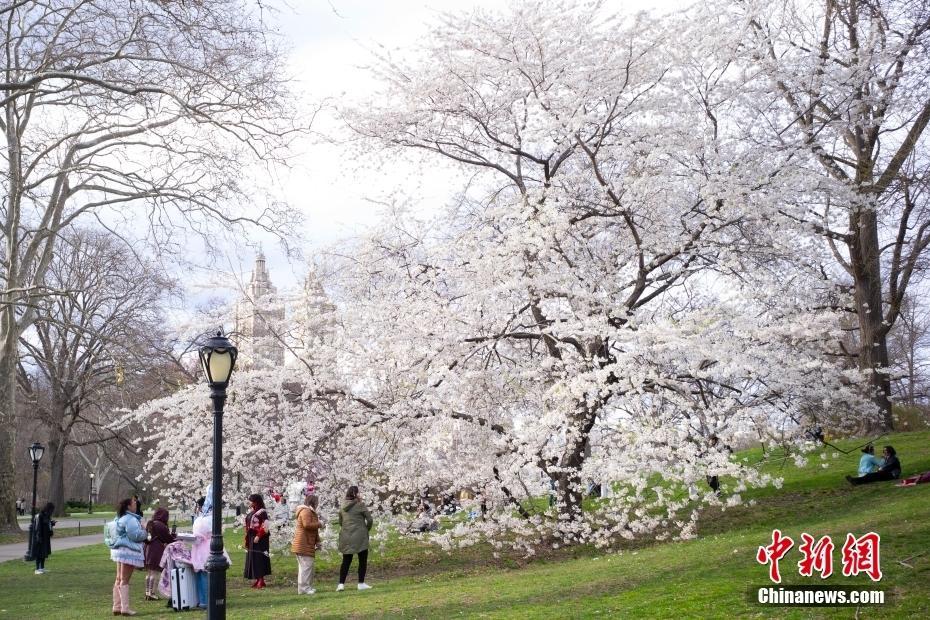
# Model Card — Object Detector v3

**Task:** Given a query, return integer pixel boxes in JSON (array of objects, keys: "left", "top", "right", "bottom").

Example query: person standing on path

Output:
[
  {"left": 33, "top": 502, "right": 55, "bottom": 574},
  {"left": 291, "top": 494, "right": 321, "bottom": 594},
  {"left": 336, "top": 486, "right": 373, "bottom": 591},
  {"left": 110, "top": 497, "right": 147, "bottom": 616}
]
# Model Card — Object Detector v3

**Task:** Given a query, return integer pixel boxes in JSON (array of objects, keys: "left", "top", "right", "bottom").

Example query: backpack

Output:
[{"left": 104, "top": 518, "right": 119, "bottom": 549}]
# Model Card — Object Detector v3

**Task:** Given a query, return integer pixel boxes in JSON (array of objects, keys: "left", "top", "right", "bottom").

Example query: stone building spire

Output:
[
  {"left": 295, "top": 262, "right": 336, "bottom": 359},
  {"left": 235, "top": 250, "right": 285, "bottom": 368}
]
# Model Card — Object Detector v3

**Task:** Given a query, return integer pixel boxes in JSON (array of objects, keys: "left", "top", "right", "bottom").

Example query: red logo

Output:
[
  {"left": 841, "top": 532, "right": 882, "bottom": 582},
  {"left": 797, "top": 533, "right": 834, "bottom": 579},
  {"left": 758, "top": 530, "right": 881, "bottom": 583},
  {"left": 756, "top": 529, "right": 795, "bottom": 583}
]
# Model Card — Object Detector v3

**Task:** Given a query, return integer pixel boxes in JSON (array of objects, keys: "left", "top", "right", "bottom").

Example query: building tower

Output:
[
  {"left": 293, "top": 263, "right": 336, "bottom": 363},
  {"left": 235, "top": 251, "right": 285, "bottom": 369}
]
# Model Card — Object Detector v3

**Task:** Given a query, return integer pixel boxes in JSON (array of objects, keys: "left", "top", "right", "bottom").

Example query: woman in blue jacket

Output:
[
  {"left": 110, "top": 497, "right": 147, "bottom": 616},
  {"left": 857, "top": 445, "right": 882, "bottom": 476}
]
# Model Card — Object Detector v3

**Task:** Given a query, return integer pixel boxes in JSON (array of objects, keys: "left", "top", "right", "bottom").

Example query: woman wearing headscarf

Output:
[
  {"left": 110, "top": 496, "right": 147, "bottom": 616},
  {"left": 244, "top": 493, "right": 272, "bottom": 588},
  {"left": 336, "top": 485, "right": 373, "bottom": 591},
  {"left": 143, "top": 507, "right": 175, "bottom": 600},
  {"left": 291, "top": 494, "right": 321, "bottom": 594},
  {"left": 33, "top": 502, "right": 55, "bottom": 574}
]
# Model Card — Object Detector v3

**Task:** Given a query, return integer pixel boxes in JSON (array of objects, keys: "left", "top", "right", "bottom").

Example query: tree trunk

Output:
[
  {"left": 555, "top": 445, "right": 585, "bottom": 522},
  {"left": 906, "top": 335, "right": 916, "bottom": 407},
  {"left": 554, "top": 402, "right": 599, "bottom": 525},
  {"left": 46, "top": 428, "right": 67, "bottom": 517},
  {"left": 850, "top": 207, "right": 895, "bottom": 431},
  {"left": 0, "top": 328, "right": 20, "bottom": 533}
]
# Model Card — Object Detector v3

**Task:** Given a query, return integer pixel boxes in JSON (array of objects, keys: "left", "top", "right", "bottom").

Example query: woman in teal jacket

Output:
[
  {"left": 857, "top": 445, "right": 882, "bottom": 476},
  {"left": 109, "top": 497, "right": 147, "bottom": 616}
]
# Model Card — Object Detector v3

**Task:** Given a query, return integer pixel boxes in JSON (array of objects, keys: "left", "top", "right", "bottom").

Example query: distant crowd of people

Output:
[{"left": 97, "top": 484, "right": 373, "bottom": 615}]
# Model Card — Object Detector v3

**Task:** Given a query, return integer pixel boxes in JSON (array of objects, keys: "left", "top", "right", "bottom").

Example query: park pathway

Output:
[
  {"left": 0, "top": 533, "right": 102, "bottom": 563},
  {"left": 18, "top": 516, "right": 109, "bottom": 529}
]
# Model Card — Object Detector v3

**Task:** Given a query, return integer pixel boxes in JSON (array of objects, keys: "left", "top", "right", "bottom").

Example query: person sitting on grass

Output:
[
  {"left": 857, "top": 444, "right": 882, "bottom": 477},
  {"left": 409, "top": 502, "right": 438, "bottom": 533},
  {"left": 847, "top": 446, "right": 901, "bottom": 485}
]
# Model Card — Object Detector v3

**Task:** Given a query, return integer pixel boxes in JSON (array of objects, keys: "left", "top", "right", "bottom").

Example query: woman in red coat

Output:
[
  {"left": 244, "top": 493, "right": 272, "bottom": 588},
  {"left": 143, "top": 507, "right": 175, "bottom": 600}
]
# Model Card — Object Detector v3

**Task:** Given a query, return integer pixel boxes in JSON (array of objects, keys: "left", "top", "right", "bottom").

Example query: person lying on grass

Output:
[
  {"left": 847, "top": 446, "right": 901, "bottom": 486},
  {"left": 897, "top": 471, "right": 930, "bottom": 487}
]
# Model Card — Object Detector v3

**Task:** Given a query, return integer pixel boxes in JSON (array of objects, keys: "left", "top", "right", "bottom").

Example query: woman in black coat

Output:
[
  {"left": 243, "top": 493, "right": 272, "bottom": 588},
  {"left": 33, "top": 502, "right": 55, "bottom": 574}
]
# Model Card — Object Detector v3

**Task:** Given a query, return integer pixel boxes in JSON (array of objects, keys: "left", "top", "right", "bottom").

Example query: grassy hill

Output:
[{"left": 1, "top": 431, "right": 927, "bottom": 619}]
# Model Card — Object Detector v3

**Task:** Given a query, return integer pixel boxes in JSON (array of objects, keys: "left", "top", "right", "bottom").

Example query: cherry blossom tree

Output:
[
  {"left": 336, "top": 1, "right": 860, "bottom": 531},
  {"left": 124, "top": 2, "right": 874, "bottom": 551},
  {"left": 728, "top": 0, "right": 930, "bottom": 430}
]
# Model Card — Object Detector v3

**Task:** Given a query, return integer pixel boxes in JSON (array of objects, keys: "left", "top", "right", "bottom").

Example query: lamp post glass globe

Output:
[
  {"left": 29, "top": 442, "right": 45, "bottom": 464},
  {"left": 198, "top": 331, "right": 237, "bottom": 387}
]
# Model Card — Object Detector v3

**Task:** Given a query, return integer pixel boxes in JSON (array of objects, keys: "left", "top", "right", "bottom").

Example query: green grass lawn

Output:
[
  {"left": 1, "top": 432, "right": 928, "bottom": 619},
  {"left": 0, "top": 526, "right": 87, "bottom": 545}
]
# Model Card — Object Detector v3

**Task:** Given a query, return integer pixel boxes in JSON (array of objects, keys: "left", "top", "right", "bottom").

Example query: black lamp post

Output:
[
  {"left": 88, "top": 473, "right": 95, "bottom": 514},
  {"left": 23, "top": 442, "right": 45, "bottom": 562},
  {"left": 198, "top": 331, "right": 237, "bottom": 619}
]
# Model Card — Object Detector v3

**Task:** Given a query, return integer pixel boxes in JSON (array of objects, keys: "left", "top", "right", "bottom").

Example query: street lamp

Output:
[
  {"left": 89, "top": 473, "right": 95, "bottom": 514},
  {"left": 198, "top": 331, "right": 237, "bottom": 619},
  {"left": 23, "top": 442, "right": 45, "bottom": 562}
]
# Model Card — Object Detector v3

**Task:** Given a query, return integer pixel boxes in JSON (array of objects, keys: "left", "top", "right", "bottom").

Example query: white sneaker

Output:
[
  {"left": 34, "top": 569, "right": 42, "bottom": 575},
  {"left": 336, "top": 583, "right": 344, "bottom": 592},
  {"left": 305, "top": 588, "right": 316, "bottom": 595},
  {"left": 357, "top": 583, "right": 372, "bottom": 590}
]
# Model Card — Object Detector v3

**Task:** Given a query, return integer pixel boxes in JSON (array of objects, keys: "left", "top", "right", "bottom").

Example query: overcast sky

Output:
[{"left": 222, "top": 0, "right": 691, "bottom": 290}]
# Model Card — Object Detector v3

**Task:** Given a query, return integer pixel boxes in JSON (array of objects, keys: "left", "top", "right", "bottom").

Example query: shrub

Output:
[{"left": 892, "top": 404, "right": 930, "bottom": 431}]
